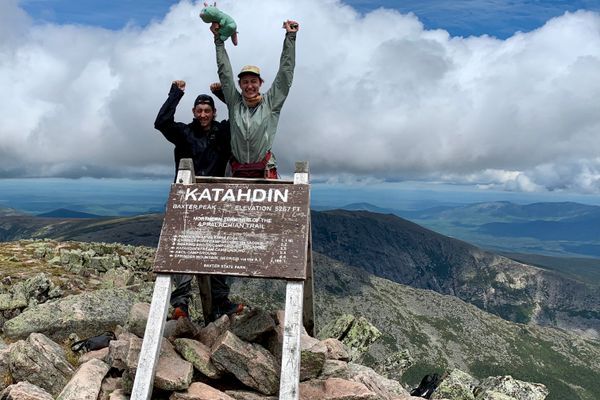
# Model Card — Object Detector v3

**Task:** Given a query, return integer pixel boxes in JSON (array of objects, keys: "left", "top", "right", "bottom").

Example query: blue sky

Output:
[{"left": 20, "top": 0, "right": 600, "bottom": 38}]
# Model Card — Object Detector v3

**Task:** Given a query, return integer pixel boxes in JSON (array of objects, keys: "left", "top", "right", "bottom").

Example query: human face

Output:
[
  {"left": 239, "top": 74, "right": 262, "bottom": 98},
  {"left": 192, "top": 103, "right": 215, "bottom": 130}
]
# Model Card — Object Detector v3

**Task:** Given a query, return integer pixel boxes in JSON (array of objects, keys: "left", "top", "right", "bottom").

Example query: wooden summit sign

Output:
[{"left": 154, "top": 181, "right": 310, "bottom": 280}]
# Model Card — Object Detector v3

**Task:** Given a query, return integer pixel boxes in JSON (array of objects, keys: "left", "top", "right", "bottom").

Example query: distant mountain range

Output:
[
  {"left": 1, "top": 207, "right": 598, "bottom": 339},
  {"left": 36, "top": 208, "right": 103, "bottom": 219},
  {"left": 329, "top": 201, "right": 600, "bottom": 257}
]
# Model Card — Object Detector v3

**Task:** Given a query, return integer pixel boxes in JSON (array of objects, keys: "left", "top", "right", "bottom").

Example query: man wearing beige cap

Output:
[{"left": 210, "top": 19, "right": 299, "bottom": 178}]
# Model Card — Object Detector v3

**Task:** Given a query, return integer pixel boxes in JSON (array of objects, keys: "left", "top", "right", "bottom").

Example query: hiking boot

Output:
[
  {"left": 171, "top": 304, "right": 189, "bottom": 320},
  {"left": 210, "top": 300, "right": 244, "bottom": 321}
]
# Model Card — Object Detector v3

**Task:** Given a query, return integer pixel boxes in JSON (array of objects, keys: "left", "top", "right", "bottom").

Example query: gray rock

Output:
[
  {"left": 174, "top": 338, "right": 222, "bottom": 379},
  {"left": 3, "top": 288, "right": 138, "bottom": 340},
  {"left": 475, "top": 376, "right": 549, "bottom": 400},
  {"left": 170, "top": 382, "right": 235, "bottom": 399},
  {"left": 108, "top": 389, "right": 130, "bottom": 400},
  {"left": 225, "top": 390, "right": 278, "bottom": 400},
  {"left": 8, "top": 333, "right": 75, "bottom": 396},
  {"left": 57, "top": 359, "right": 111, "bottom": 400},
  {"left": 231, "top": 308, "right": 276, "bottom": 342},
  {"left": 127, "top": 336, "right": 193, "bottom": 391},
  {"left": 126, "top": 302, "right": 150, "bottom": 337},
  {"left": 98, "top": 376, "right": 123, "bottom": 400},
  {"left": 0, "top": 348, "right": 11, "bottom": 391},
  {"left": 300, "top": 334, "right": 327, "bottom": 381},
  {"left": 0, "top": 273, "right": 59, "bottom": 312},
  {"left": 320, "top": 359, "right": 350, "bottom": 379},
  {"left": 0, "top": 381, "right": 54, "bottom": 400},
  {"left": 375, "top": 350, "right": 413, "bottom": 381},
  {"left": 211, "top": 331, "right": 279, "bottom": 395},
  {"left": 432, "top": 369, "right": 477, "bottom": 400},
  {"left": 107, "top": 339, "right": 130, "bottom": 370}
]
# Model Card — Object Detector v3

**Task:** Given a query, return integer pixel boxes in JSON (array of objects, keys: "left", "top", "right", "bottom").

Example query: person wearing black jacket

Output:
[{"left": 154, "top": 80, "right": 242, "bottom": 321}]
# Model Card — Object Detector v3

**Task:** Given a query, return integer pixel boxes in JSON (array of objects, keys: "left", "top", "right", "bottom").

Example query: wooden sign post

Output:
[{"left": 131, "top": 160, "right": 314, "bottom": 400}]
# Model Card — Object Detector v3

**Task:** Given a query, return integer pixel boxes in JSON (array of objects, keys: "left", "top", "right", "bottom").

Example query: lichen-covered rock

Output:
[
  {"left": 3, "top": 288, "right": 138, "bottom": 340},
  {"left": 56, "top": 358, "right": 110, "bottom": 400},
  {"left": 317, "top": 314, "right": 381, "bottom": 360},
  {"left": 174, "top": 338, "right": 222, "bottom": 379},
  {"left": 225, "top": 390, "right": 278, "bottom": 399},
  {"left": 320, "top": 359, "right": 350, "bottom": 379},
  {"left": 432, "top": 369, "right": 478, "bottom": 400},
  {"left": 198, "top": 314, "right": 231, "bottom": 348},
  {"left": 375, "top": 349, "right": 413, "bottom": 380},
  {"left": 0, "top": 273, "right": 60, "bottom": 311},
  {"left": 0, "top": 347, "right": 12, "bottom": 391},
  {"left": 0, "top": 381, "right": 54, "bottom": 400},
  {"left": 474, "top": 376, "right": 548, "bottom": 400},
  {"left": 126, "top": 302, "right": 150, "bottom": 337},
  {"left": 300, "top": 334, "right": 327, "bottom": 381},
  {"left": 8, "top": 333, "right": 75, "bottom": 396},
  {"left": 211, "top": 331, "right": 279, "bottom": 395}
]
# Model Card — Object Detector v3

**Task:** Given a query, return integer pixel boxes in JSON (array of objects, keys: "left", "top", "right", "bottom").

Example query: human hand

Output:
[
  {"left": 282, "top": 20, "right": 299, "bottom": 33},
  {"left": 210, "top": 82, "right": 222, "bottom": 92},
  {"left": 210, "top": 22, "right": 221, "bottom": 37},
  {"left": 172, "top": 80, "right": 186, "bottom": 91}
]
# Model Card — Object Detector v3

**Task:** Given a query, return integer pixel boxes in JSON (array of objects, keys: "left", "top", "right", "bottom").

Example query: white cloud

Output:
[{"left": 1, "top": 0, "right": 600, "bottom": 193}]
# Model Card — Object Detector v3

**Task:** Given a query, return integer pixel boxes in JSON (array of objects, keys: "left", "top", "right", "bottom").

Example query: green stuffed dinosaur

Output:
[{"left": 200, "top": 2, "right": 238, "bottom": 46}]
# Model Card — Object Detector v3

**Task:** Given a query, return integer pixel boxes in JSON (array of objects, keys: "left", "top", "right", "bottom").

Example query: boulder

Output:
[
  {"left": 170, "top": 382, "right": 235, "bottom": 399},
  {"left": 174, "top": 338, "right": 222, "bottom": 379},
  {"left": 198, "top": 314, "right": 231, "bottom": 347},
  {"left": 300, "top": 334, "right": 327, "bottom": 381},
  {"left": 98, "top": 376, "right": 123, "bottom": 400},
  {"left": 3, "top": 288, "right": 138, "bottom": 340},
  {"left": 225, "top": 390, "right": 278, "bottom": 400},
  {"left": 78, "top": 347, "right": 109, "bottom": 364},
  {"left": 211, "top": 331, "right": 279, "bottom": 395},
  {"left": 375, "top": 350, "right": 413, "bottom": 381},
  {"left": 347, "top": 363, "right": 411, "bottom": 400},
  {"left": 320, "top": 359, "right": 350, "bottom": 379},
  {"left": 56, "top": 358, "right": 111, "bottom": 400},
  {"left": 0, "top": 347, "right": 11, "bottom": 391},
  {"left": 321, "top": 338, "right": 350, "bottom": 361},
  {"left": 318, "top": 314, "right": 381, "bottom": 360},
  {"left": 126, "top": 302, "right": 150, "bottom": 337},
  {"left": 108, "top": 389, "right": 130, "bottom": 400},
  {"left": 0, "top": 381, "right": 54, "bottom": 400},
  {"left": 299, "top": 377, "right": 380, "bottom": 400},
  {"left": 231, "top": 308, "right": 276, "bottom": 342},
  {"left": 432, "top": 369, "right": 477, "bottom": 400},
  {"left": 474, "top": 376, "right": 549, "bottom": 400},
  {"left": 127, "top": 336, "right": 193, "bottom": 391},
  {"left": 8, "top": 333, "right": 75, "bottom": 396}
]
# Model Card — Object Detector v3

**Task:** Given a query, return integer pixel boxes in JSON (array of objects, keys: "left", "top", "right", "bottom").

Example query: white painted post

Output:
[
  {"left": 130, "top": 275, "right": 172, "bottom": 400},
  {"left": 278, "top": 162, "right": 310, "bottom": 400},
  {"left": 131, "top": 159, "right": 195, "bottom": 399}
]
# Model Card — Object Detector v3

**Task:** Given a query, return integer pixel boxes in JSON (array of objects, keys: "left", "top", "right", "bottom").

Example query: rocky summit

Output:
[{"left": 0, "top": 239, "right": 596, "bottom": 399}]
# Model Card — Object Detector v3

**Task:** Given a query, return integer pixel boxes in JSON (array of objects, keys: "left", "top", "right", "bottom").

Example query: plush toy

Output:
[{"left": 200, "top": 2, "right": 238, "bottom": 46}]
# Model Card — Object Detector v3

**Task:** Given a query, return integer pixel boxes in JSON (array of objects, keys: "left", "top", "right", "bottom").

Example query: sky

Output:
[{"left": 2, "top": 0, "right": 600, "bottom": 196}]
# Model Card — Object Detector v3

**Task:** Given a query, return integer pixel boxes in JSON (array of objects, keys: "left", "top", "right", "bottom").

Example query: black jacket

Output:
[{"left": 154, "top": 84, "right": 231, "bottom": 179}]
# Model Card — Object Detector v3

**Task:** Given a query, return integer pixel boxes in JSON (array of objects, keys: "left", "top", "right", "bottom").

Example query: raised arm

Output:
[
  {"left": 268, "top": 20, "right": 298, "bottom": 112},
  {"left": 154, "top": 81, "right": 187, "bottom": 145},
  {"left": 212, "top": 24, "right": 239, "bottom": 105}
]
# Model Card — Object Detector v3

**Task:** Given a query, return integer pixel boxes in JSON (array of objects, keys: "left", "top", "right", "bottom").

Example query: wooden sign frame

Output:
[{"left": 131, "top": 159, "right": 314, "bottom": 400}]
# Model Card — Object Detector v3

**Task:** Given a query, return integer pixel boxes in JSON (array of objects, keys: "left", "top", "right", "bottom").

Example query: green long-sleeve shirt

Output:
[{"left": 215, "top": 32, "right": 296, "bottom": 164}]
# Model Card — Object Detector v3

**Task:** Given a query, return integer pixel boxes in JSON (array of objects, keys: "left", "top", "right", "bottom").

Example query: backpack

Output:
[{"left": 71, "top": 331, "right": 116, "bottom": 353}]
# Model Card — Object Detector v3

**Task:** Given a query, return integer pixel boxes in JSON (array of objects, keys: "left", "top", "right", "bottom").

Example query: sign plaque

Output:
[{"left": 154, "top": 182, "right": 310, "bottom": 280}]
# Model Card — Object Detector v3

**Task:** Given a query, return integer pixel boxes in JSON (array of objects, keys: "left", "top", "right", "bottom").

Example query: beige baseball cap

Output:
[{"left": 238, "top": 65, "right": 261, "bottom": 79}]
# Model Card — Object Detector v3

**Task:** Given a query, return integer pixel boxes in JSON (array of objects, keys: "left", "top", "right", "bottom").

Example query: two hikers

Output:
[{"left": 153, "top": 12, "right": 299, "bottom": 321}]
